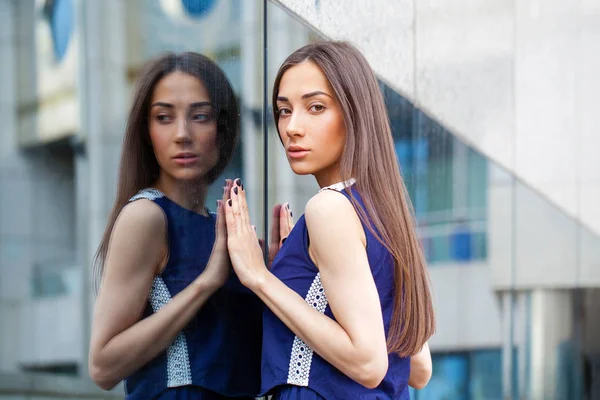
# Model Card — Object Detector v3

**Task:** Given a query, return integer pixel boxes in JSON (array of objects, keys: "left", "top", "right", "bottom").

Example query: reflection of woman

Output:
[
  {"left": 223, "top": 41, "right": 435, "bottom": 399},
  {"left": 88, "top": 52, "right": 262, "bottom": 400}
]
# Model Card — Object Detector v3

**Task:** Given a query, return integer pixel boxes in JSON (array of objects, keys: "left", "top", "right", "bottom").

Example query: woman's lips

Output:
[
  {"left": 173, "top": 155, "right": 199, "bottom": 165},
  {"left": 287, "top": 150, "right": 309, "bottom": 159}
]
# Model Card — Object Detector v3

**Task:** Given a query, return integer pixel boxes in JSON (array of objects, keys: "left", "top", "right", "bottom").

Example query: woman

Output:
[
  {"left": 224, "top": 41, "right": 435, "bottom": 399},
  {"left": 88, "top": 52, "right": 262, "bottom": 399}
]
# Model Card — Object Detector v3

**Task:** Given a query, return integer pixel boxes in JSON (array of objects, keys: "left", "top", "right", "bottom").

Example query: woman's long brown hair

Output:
[
  {"left": 93, "top": 52, "right": 239, "bottom": 291},
  {"left": 272, "top": 41, "right": 435, "bottom": 357}
]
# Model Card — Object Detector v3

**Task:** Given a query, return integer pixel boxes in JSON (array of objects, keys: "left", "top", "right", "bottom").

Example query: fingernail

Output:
[
  {"left": 290, "top": 210, "right": 293, "bottom": 217},
  {"left": 241, "top": 184, "right": 244, "bottom": 191},
  {"left": 228, "top": 199, "right": 232, "bottom": 207},
  {"left": 235, "top": 178, "right": 242, "bottom": 187},
  {"left": 282, "top": 237, "right": 287, "bottom": 244},
  {"left": 234, "top": 187, "right": 238, "bottom": 195}
]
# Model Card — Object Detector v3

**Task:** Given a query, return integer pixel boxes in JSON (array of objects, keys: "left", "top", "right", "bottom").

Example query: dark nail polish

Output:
[
  {"left": 281, "top": 237, "right": 287, "bottom": 244},
  {"left": 234, "top": 187, "right": 238, "bottom": 195},
  {"left": 241, "top": 184, "right": 244, "bottom": 191},
  {"left": 235, "top": 178, "right": 242, "bottom": 187},
  {"left": 290, "top": 210, "right": 293, "bottom": 217},
  {"left": 228, "top": 199, "right": 232, "bottom": 207}
]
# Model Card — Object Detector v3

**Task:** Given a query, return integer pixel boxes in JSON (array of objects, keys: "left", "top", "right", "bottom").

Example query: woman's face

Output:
[
  {"left": 275, "top": 61, "right": 346, "bottom": 187},
  {"left": 149, "top": 71, "right": 218, "bottom": 184}
]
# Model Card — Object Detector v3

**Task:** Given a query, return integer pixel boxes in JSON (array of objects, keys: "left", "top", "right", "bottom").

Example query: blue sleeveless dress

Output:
[
  {"left": 124, "top": 188, "right": 262, "bottom": 400},
  {"left": 260, "top": 186, "right": 411, "bottom": 399}
]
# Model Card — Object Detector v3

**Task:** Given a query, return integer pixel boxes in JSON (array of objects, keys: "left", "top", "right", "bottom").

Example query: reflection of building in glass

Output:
[
  {"left": 376, "top": 81, "right": 501, "bottom": 399},
  {"left": 385, "top": 85, "right": 488, "bottom": 266},
  {"left": 0, "top": 0, "right": 599, "bottom": 399},
  {"left": 0, "top": 0, "right": 265, "bottom": 397}
]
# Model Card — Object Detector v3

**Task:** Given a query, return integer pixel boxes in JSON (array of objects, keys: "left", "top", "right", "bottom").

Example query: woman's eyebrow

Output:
[
  {"left": 301, "top": 90, "right": 332, "bottom": 99},
  {"left": 188, "top": 101, "right": 213, "bottom": 108},
  {"left": 277, "top": 91, "right": 332, "bottom": 103},
  {"left": 151, "top": 101, "right": 212, "bottom": 109},
  {"left": 150, "top": 102, "right": 173, "bottom": 109}
]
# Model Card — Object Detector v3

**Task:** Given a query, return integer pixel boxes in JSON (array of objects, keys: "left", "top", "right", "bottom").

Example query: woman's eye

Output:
[
  {"left": 192, "top": 113, "right": 210, "bottom": 122},
  {"left": 278, "top": 108, "right": 291, "bottom": 116},
  {"left": 310, "top": 104, "right": 325, "bottom": 112},
  {"left": 156, "top": 115, "right": 172, "bottom": 123}
]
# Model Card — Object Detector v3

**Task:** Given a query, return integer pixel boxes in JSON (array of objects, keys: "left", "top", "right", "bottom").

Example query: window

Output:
[
  {"left": 411, "top": 350, "right": 503, "bottom": 400},
  {"left": 382, "top": 83, "right": 488, "bottom": 265}
]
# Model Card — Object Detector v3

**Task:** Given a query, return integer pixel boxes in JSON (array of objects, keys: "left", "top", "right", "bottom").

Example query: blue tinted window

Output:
[{"left": 412, "top": 350, "right": 503, "bottom": 400}]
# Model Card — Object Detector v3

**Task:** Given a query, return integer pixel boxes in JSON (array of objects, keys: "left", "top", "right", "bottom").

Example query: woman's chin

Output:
[
  {"left": 171, "top": 168, "right": 210, "bottom": 183},
  {"left": 288, "top": 164, "right": 315, "bottom": 176}
]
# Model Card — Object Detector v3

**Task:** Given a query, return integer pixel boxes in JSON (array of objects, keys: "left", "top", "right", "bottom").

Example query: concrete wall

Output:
[{"left": 488, "top": 163, "right": 600, "bottom": 289}]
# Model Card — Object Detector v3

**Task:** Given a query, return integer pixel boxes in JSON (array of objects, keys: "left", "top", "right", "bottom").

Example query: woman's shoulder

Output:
[
  {"left": 305, "top": 188, "right": 365, "bottom": 221},
  {"left": 305, "top": 189, "right": 351, "bottom": 215},
  {"left": 104, "top": 197, "right": 167, "bottom": 277},
  {"left": 115, "top": 197, "right": 166, "bottom": 237},
  {"left": 304, "top": 189, "right": 364, "bottom": 243}
]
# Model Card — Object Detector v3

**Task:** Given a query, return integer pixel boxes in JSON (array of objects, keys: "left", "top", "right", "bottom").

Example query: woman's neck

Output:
[
  {"left": 314, "top": 164, "right": 344, "bottom": 189},
  {"left": 154, "top": 175, "right": 209, "bottom": 215}
]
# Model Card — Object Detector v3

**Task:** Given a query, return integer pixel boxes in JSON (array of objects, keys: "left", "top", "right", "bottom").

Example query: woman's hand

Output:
[
  {"left": 224, "top": 178, "right": 269, "bottom": 290},
  {"left": 198, "top": 179, "right": 234, "bottom": 289},
  {"left": 267, "top": 203, "right": 294, "bottom": 267}
]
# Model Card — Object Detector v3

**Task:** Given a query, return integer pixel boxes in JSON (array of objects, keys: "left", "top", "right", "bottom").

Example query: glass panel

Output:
[
  {"left": 126, "top": 0, "right": 258, "bottom": 209},
  {"left": 470, "top": 349, "right": 503, "bottom": 400},
  {"left": 0, "top": 0, "right": 265, "bottom": 398},
  {"left": 415, "top": 353, "right": 470, "bottom": 400}
]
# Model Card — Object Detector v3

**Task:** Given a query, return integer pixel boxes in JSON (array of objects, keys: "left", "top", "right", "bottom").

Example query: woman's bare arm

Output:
[
  {"left": 226, "top": 188, "right": 389, "bottom": 389},
  {"left": 89, "top": 199, "right": 227, "bottom": 390}
]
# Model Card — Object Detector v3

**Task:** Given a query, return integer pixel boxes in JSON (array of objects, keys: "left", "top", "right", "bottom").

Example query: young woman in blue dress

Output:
[
  {"left": 88, "top": 52, "right": 263, "bottom": 400},
  {"left": 224, "top": 41, "right": 435, "bottom": 399}
]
